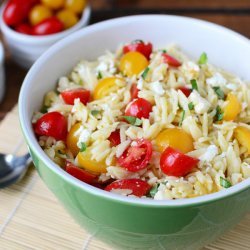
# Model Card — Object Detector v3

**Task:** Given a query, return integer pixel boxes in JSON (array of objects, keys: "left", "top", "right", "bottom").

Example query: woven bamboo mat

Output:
[{"left": 0, "top": 106, "right": 250, "bottom": 250}]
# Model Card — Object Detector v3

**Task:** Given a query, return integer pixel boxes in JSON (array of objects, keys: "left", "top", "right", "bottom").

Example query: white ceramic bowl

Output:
[
  {"left": 0, "top": 41, "right": 5, "bottom": 103},
  {"left": 0, "top": 4, "right": 91, "bottom": 69}
]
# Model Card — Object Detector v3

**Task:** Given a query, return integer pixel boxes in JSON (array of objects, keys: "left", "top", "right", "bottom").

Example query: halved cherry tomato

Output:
[
  {"left": 67, "top": 123, "right": 81, "bottom": 157},
  {"left": 34, "top": 111, "right": 67, "bottom": 141},
  {"left": 105, "top": 179, "right": 151, "bottom": 197},
  {"left": 61, "top": 88, "right": 90, "bottom": 105},
  {"left": 66, "top": 161, "right": 97, "bottom": 184},
  {"left": 125, "top": 98, "right": 152, "bottom": 119},
  {"left": 108, "top": 130, "right": 121, "bottom": 146},
  {"left": 178, "top": 87, "right": 192, "bottom": 97},
  {"left": 123, "top": 40, "right": 153, "bottom": 60},
  {"left": 117, "top": 139, "right": 152, "bottom": 172},
  {"left": 234, "top": 126, "right": 250, "bottom": 154},
  {"left": 130, "top": 83, "right": 139, "bottom": 100},
  {"left": 223, "top": 93, "right": 241, "bottom": 121},
  {"left": 33, "top": 17, "right": 64, "bottom": 36},
  {"left": 29, "top": 4, "right": 52, "bottom": 26},
  {"left": 15, "top": 23, "right": 33, "bottom": 35},
  {"left": 160, "top": 147, "right": 199, "bottom": 177},
  {"left": 162, "top": 53, "right": 182, "bottom": 67}
]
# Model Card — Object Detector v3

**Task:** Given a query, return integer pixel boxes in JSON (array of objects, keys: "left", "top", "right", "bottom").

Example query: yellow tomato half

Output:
[
  {"left": 57, "top": 9, "right": 79, "bottom": 29},
  {"left": 66, "top": 123, "right": 81, "bottom": 157},
  {"left": 77, "top": 149, "right": 107, "bottom": 173},
  {"left": 155, "top": 128, "right": 194, "bottom": 153},
  {"left": 41, "top": 0, "right": 65, "bottom": 9},
  {"left": 93, "top": 77, "right": 124, "bottom": 100},
  {"left": 29, "top": 5, "right": 52, "bottom": 26},
  {"left": 234, "top": 126, "right": 250, "bottom": 154},
  {"left": 119, "top": 51, "right": 149, "bottom": 77},
  {"left": 65, "top": 0, "right": 86, "bottom": 14},
  {"left": 223, "top": 93, "right": 241, "bottom": 121}
]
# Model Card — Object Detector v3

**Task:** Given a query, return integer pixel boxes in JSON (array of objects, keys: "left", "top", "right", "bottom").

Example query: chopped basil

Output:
[
  {"left": 179, "top": 110, "right": 186, "bottom": 126},
  {"left": 80, "top": 142, "right": 87, "bottom": 152},
  {"left": 97, "top": 71, "right": 103, "bottom": 80},
  {"left": 220, "top": 177, "right": 232, "bottom": 188},
  {"left": 141, "top": 67, "right": 150, "bottom": 80},
  {"left": 191, "top": 79, "right": 198, "bottom": 91},
  {"left": 213, "top": 86, "right": 225, "bottom": 100},
  {"left": 91, "top": 110, "right": 100, "bottom": 116},
  {"left": 215, "top": 106, "right": 224, "bottom": 121},
  {"left": 40, "top": 105, "right": 49, "bottom": 113},
  {"left": 149, "top": 184, "right": 160, "bottom": 197},
  {"left": 188, "top": 102, "right": 194, "bottom": 110},
  {"left": 123, "top": 116, "right": 142, "bottom": 126},
  {"left": 198, "top": 52, "right": 208, "bottom": 65},
  {"left": 132, "top": 39, "right": 144, "bottom": 44}
]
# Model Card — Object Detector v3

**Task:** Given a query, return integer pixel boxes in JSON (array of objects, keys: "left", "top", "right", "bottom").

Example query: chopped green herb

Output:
[
  {"left": 215, "top": 106, "right": 224, "bottom": 121},
  {"left": 123, "top": 116, "right": 142, "bottom": 126},
  {"left": 149, "top": 184, "right": 160, "bottom": 197},
  {"left": 91, "top": 110, "right": 100, "bottom": 116},
  {"left": 97, "top": 71, "right": 103, "bottom": 80},
  {"left": 220, "top": 177, "right": 232, "bottom": 188},
  {"left": 162, "top": 49, "right": 167, "bottom": 53},
  {"left": 188, "top": 102, "right": 194, "bottom": 110},
  {"left": 213, "top": 86, "right": 225, "bottom": 100},
  {"left": 179, "top": 110, "right": 186, "bottom": 126},
  {"left": 40, "top": 105, "right": 49, "bottom": 114},
  {"left": 198, "top": 52, "right": 208, "bottom": 65},
  {"left": 141, "top": 67, "right": 150, "bottom": 80},
  {"left": 191, "top": 79, "right": 198, "bottom": 91},
  {"left": 132, "top": 39, "right": 144, "bottom": 44},
  {"left": 80, "top": 142, "right": 87, "bottom": 152}
]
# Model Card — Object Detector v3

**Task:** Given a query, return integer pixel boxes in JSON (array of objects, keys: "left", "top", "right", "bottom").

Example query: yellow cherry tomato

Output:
[
  {"left": 41, "top": 0, "right": 65, "bottom": 10},
  {"left": 93, "top": 77, "right": 125, "bottom": 100},
  {"left": 66, "top": 123, "right": 81, "bottom": 157},
  {"left": 77, "top": 149, "right": 107, "bottom": 174},
  {"left": 65, "top": 0, "right": 86, "bottom": 14},
  {"left": 155, "top": 128, "right": 194, "bottom": 153},
  {"left": 57, "top": 9, "right": 79, "bottom": 29},
  {"left": 119, "top": 51, "right": 149, "bottom": 77},
  {"left": 223, "top": 93, "right": 241, "bottom": 121},
  {"left": 29, "top": 4, "right": 53, "bottom": 26},
  {"left": 234, "top": 126, "right": 250, "bottom": 154}
]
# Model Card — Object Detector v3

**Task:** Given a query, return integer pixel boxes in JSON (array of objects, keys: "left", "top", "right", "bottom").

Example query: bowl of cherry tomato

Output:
[{"left": 0, "top": 0, "right": 91, "bottom": 69}]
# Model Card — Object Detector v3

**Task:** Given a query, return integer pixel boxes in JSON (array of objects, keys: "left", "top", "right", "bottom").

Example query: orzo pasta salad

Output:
[{"left": 33, "top": 40, "right": 250, "bottom": 200}]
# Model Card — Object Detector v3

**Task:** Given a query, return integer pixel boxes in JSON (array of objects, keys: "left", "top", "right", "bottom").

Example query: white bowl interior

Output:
[{"left": 20, "top": 15, "right": 250, "bottom": 206}]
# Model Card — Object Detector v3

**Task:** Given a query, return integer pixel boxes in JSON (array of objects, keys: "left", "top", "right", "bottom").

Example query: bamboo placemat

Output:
[{"left": 1, "top": 106, "right": 250, "bottom": 250}]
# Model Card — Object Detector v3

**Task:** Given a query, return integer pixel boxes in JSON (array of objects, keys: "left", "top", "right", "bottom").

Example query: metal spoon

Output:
[{"left": 0, "top": 153, "right": 31, "bottom": 188}]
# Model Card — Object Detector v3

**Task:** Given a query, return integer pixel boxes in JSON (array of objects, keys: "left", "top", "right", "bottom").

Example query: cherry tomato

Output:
[
  {"left": 41, "top": 0, "right": 65, "bottom": 10},
  {"left": 160, "top": 147, "right": 199, "bottom": 177},
  {"left": 105, "top": 179, "right": 151, "bottom": 197},
  {"left": 15, "top": 23, "right": 33, "bottom": 35},
  {"left": 234, "top": 126, "right": 250, "bottom": 154},
  {"left": 223, "top": 93, "right": 241, "bottom": 121},
  {"left": 125, "top": 98, "right": 152, "bottom": 119},
  {"left": 117, "top": 139, "right": 152, "bottom": 172},
  {"left": 61, "top": 88, "right": 90, "bottom": 105},
  {"left": 66, "top": 161, "right": 97, "bottom": 184},
  {"left": 65, "top": 0, "right": 86, "bottom": 14},
  {"left": 29, "top": 4, "right": 53, "bottom": 26},
  {"left": 66, "top": 123, "right": 81, "bottom": 157},
  {"left": 3, "top": 0, "right": 37, "bottom": 26},
  {"left": 57, "top": 9, "right": 79, "bottom": 29},
  {"left": 162, "top": 53, "right": 182, "bottom": 67},
  {"left": 123, "top": 40, "right": 153, "bottom": 60},
  {"left": 108, "top": 130, "right": 121, "bottom": 146},
  {"left": 130, "top": 83, "right": 139, "bottom": 100},
  {"left": 178, "top": 87, "right": 192, "bottom": 97},
  {"left": 33, "top": 17, "right": 64, "bottom": 36},
  {"left": 34, "top": 111, "right": 67, "bottom": 141}
]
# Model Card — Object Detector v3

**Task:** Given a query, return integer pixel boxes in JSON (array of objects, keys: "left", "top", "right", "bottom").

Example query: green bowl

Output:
[{"left": 19, "top": 15, "right": 250, "bottom": 250}]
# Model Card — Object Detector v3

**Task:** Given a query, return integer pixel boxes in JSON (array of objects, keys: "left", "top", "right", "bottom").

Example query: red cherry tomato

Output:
[
  {"left": 34, "top": 111, "right": 67, "bottom": 141},
  {"left": 108, "top": 130, "right": 121, "bottom": 146},
  {"left": 117, "top": 139, "right": 152, "bottom": 172},
  {"left": 160, "top": 147, "right": 199, "bottom": 177},
  {"left": 123, "top": 40, "right": 153, "bottom": 60},
  {"left": 125, "top": 98, "right": 152, "bottom": 119},
  {"left": 3, "top": 0, "right": 37, "bottom": 26},
  {"left": 130, "top": 83, "right": 139, "bottom": 100},
  {"left": 15, "top": 23, "right": 33, "bottom": 35},
  {"left": 61, "top": 88, "right": 91, "bottom": 105},
  {"left": 162, "top": 53, "right": 182, "bottom": 67},
  {"left": 66, "top": 161, "right": 96, "bottom": 184},
  {"left": 32, "top": 17, "right": 64, "bottom": 36},
  {"left": 178, "top": 87, "right": 192, "bottom": 97},
  {"left": 105, "top": 179, "right": 151, "bottom": 197}
]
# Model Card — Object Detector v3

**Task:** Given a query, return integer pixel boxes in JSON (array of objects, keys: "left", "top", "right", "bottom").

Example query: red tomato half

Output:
[
  {"left": 178, "top": 87, "right": 192, "bottom": 97},
  {"left": 34, "top": 111, "right": 67, "bottom": 141},
  {"left": 66, "top": 161, "right": 96, "bottom": 184},
  {"left": 125, "top": 98, "right": 152, "bottom": 119},
  {"left": 117, "top": 139, "right": 152, "bottom": 172},
  {"left": 160, "top": 147, "right": 199, "bottom": 177},
  {"left": 61, "top": 88, "right": 91, "bottom": 105},
  {"left": 162, "top": 53, "right": 182, "bottom": 67},
  {"left": 123, "top": 40, "right": 153, "bottom": 60},
  {"left": 33, "top": 17, "right": 64, "bottom": 35},
  {"left": 105, "top": 179, "right": 151, "bottom": 197},
  {"left": 108, "top": 130, "right": 121, "bottom": 146},
  {"left": 130, "top": 83, "right": 139, "bottom": 100},
  {"left": 15, "top": 23, "right": 33, "bottom": 35}
]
